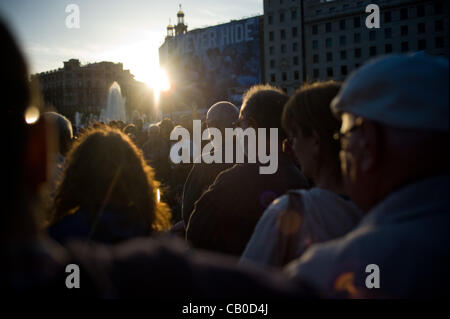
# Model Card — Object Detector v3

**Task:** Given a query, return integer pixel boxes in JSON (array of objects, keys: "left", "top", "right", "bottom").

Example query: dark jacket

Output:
[
  {"left": 182, "top": 160, "right": 235, "bottom": 226},
  {"left": 186, "top": 152, "right": 309, "bottom": 256}
]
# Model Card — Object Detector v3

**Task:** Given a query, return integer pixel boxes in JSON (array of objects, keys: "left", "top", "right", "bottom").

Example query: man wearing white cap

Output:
[{"left": 286, "top": 53, "right": 449, "bottom": 298}]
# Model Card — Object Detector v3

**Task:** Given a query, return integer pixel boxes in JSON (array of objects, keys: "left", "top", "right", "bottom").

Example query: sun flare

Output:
[{"left": 96, "top": 30, "right": 171, "bottom": 103}]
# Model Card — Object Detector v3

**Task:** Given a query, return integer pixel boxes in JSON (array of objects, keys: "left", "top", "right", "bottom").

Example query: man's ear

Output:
[
  {"left": 25, "top": 116, "right": 48, "bottom": 192},
  {"left": 359, "top": 121, "right": 381, "bottom": 173}
]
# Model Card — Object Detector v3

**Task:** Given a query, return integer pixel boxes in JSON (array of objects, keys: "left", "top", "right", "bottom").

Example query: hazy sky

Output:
[{"left": 0, "top": 0, "right": 262, "bottom": 83}]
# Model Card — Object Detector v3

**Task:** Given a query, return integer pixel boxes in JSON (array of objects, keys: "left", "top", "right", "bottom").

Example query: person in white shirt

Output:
[{"left": 241, "top": 81, "right": 363, "bottom": 268}]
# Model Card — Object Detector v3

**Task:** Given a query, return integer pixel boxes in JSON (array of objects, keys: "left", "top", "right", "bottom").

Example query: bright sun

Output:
[
  {"left": 97, "top": 30, "right": 171, "bottom": 102},
  {"left": 141, "top": 67, "right": 171, "bottom": 93}
]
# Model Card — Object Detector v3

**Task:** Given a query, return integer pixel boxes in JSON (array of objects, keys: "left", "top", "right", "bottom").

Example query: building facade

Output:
[
  {"left": 264, "top": 0, "right": 449, "bottom": 94},
  {"left": 31, "top": 59, "right": 148, "bottom": 122},
  {"left": 160, "top": 11, "right": 264, "bottom": 111}
]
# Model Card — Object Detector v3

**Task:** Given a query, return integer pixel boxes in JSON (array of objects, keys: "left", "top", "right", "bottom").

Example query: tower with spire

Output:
[
  {"left": 166, "top": 19, "right": 174, "bottom": 40},
  {"left": 174, "top": 4, "right": 187, "bottom": 36}
]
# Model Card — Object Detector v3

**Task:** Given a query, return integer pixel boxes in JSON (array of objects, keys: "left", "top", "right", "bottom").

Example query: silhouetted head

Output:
[
  {"left": 206, "top": 101, "right": 239, "bottom": 132},
  {"left": 159, "top": 118, "right": 175, "bottom": 140},
  {"left": 134, "top": 118, "right": 144, "bottom": 131},
  {"left": 42, "top": 112, "right": 73, "bottom": 156},
  {"left": 238, "top": 84, "right": 289, "bottom": 142},
  {"left": 282, "top": 81, "right": 342, "bottom": 184},
  {"left": 51, "top": 127, "right": 171, "bottom": 234}
]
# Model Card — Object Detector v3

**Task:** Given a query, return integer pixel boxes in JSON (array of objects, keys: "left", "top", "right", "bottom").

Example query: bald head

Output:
[{"left": 206, "top": 101, "right": 239, "bottom": 130}]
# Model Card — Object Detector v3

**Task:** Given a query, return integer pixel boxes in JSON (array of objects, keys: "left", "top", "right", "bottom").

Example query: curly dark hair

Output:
[{"left": 50, "top": 126, "right": 171, "bottom": 233}]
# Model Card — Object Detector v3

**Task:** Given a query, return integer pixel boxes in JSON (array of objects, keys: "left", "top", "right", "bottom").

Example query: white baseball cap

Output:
[{"left": 331, "top": 53, "right": 449, "bottom": 132}]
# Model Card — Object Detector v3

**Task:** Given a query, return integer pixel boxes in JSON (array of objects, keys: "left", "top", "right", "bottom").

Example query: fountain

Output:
[{"left": 101, "top": 81, "right": 126, "bottom": 123}]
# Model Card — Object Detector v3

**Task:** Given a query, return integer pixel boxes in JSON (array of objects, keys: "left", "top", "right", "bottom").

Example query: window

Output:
[
  {"left": 268, "top": 15, "right": 273, "bottom": 25},
  {"left": 269, "top": 46, "right": 275, "bottom": 55},
  {"left": 270, "top": 73, "right": 276, "bottom": 82},
  {"left": 354, "top": 17, "right": 361, "bottom": 28},
  {"left": 329, "top": 7, "right": 336, "bottom": 13},
  {"left": 400, "top": 8, "right": 408, "bottom": 20},
  {"left": 313, "top": 69, "right": 319, "bottom": 78},
  {"left": 293, "top": 42, "right": 298, "bottom": 52},
  {"left": 418, "top": 23, "right": 426, "bottom": 34},
  {"left": 327, "top": 67, "right": 334, "bottom": 77},
  {"left": 385, "top": 43, "right": 393, "bottom": 53},
  {"left": 291, "top": 9, "right": 297, "bottom": 20},
  {"left": 354, "top": 33, "right": 361, "bottom": 43},
  {"left": 312, "top": 40, "right": 318, "bottom": 49},
  {"left": 385, "top": 28, "right": 392, "bottom": 39},
  {"left": 270, "top": 60, "right": 275, "bottom": 68},
  {"left": 292, "top": 27, "right": 298, "bottom": 37},
  {"left": 316, "top": 9, "right": 322, "bottom": 16},
  {"left": 401, "top": 25, "right": 408, "bottom": 36},
  {"left": 384, "top": 11, "right": 391, "bottom": 23},
  {"left": 435, "top": 37, "right": 444, "bottom": 49},
  {"left": 354, "top": 48, "right": 361, "bottom": 58},
  {"left": 269, "top": 31, "right": 274, "bottom": 41},
  {"left": 313, "top": 54, "right": 319, "bottom": 63},
  {"left": 401, "top": 41, "right": 409, "bottom": 52},
  {"left": 340, "top": 35, "right": 346, "bottom": 46},
  {"left": 326, "top": 52, "right": 333, "bottom": 62},
  {"left": 280, "top": 12, "right": 285, "bottom": 23},
  {"left": 340, "top": 20, "right": 346, "bottom": 30},
  {"left": 326, "top": 22, "right": 332, "bottom": 32},
  {"left": 326, "top": 38, "right": 332, "bottom": 48},
  {"left": 435, "top": 20, "right": 444, "bottom": 32},
  {"left": 293, "top": 56, "right": 299, "bottom": 65},
  {"left": 369, "top": 46, "right": 377, "bottom": 56},
  {"left": 294, "top": 71, "right": 299, "bottom": 80},
  {"left": 417, "top": 5, "right": 425, "bottom": 17},
  {"left": 281, "top": 44, "right": 287, "bottom": 53},
  {"left": 369, "top": 30, "right": 376, "bottom": 41},
  {"left": 312, "top": 25, "right": 318, "bottom": 35},
  {"left": 418, "top": 39, "right": 426, "bottom": 50},
  {"left": 280, "top": 29, "right": 286, "bottom": 40},
  {"left": 434, "top": 1, "right": 444, "bottom": 14},
  {"left": 341, "top": 65, "right": 348, "bottom": 76},
  {"left": 340, "top": 50, "right": 347, "bottom": 60},
  {"left": 282, "top": 72, "right": 287, "bottom": 81}
]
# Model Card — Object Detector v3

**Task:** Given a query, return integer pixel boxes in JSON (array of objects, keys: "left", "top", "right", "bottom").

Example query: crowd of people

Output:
[{"left": 2, "top": 19, "right": 449, "bottom": 299}]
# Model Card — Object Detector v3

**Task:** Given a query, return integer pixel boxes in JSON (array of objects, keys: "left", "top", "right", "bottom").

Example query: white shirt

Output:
[{"left": 240, "top": 188, "right": 363, "bottom": 268}]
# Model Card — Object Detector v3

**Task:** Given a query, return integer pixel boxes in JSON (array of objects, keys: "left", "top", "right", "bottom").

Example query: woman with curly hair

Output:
[{"left": 49, "top": 126, "right": 171, "bottom": 244}]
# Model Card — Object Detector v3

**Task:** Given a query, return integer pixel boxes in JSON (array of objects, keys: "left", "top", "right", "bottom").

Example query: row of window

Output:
[
  {"left": 266, "top": 0, "right": 297, "bottom": 9},
  {"left": 312, "top": 66, "right": 350, "bottom": 79},
  {"left": 269, "top": 65, "right": 349, "bottom": 83},
  {"left": 268, "top": 27, "right": 298, "bottom": 41},
  {"left": 268, "top": 42, "right": 300, "bottom": 55},
  {"left": 269, "top": 37, "right": 445, "bottom": 71},
  {"left": 314, "top": 2, "right": 444, "bottom": 18},
  {"left": 312, "top": 12, "right": 445, "bottom": 35},
  {"left": 267, "top": 9, "right": 297, "bottom": 25},
  {"left": 314, "top": 1, "right": 365, "bottom": 16},
  {"left": 312, "top": 38, "right": 441, "bottom": 63},
  {"left": 269, "top": 20, "right": 445, "bottom": 45},
  {"left": 310, "top": 22, "right": 445, "bottom": 49},
  {"left": 269, "top": 35, "right": 445, "bottom": 58},
  {"left": 270, "top": 69, "right": 301, "bottom": 83}
]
